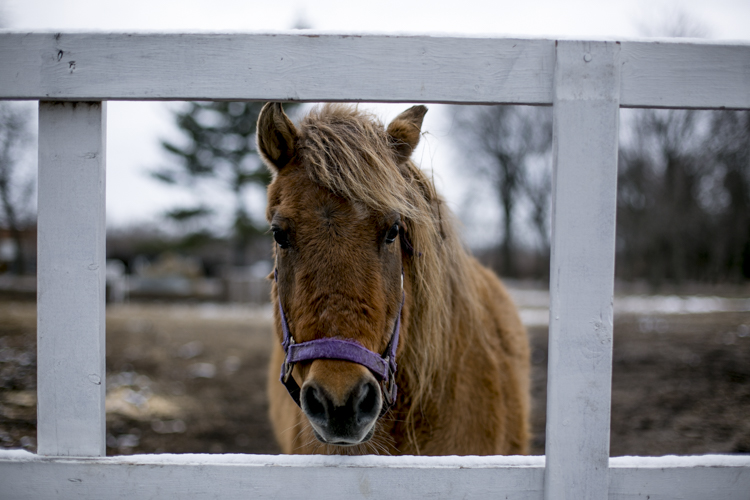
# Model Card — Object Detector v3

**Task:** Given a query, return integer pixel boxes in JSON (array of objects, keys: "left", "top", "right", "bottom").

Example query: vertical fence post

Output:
[
  {"left": 37, "top": 101, "right": 107, "bottom": 457},
  {"left": 544, "top": 41, "right": 621, "bottom": 499}
]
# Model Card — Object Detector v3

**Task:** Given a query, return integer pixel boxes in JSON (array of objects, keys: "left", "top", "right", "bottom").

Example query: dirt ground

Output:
[{"left": 1, "top": 299, "right": 749, "bottom": 457}]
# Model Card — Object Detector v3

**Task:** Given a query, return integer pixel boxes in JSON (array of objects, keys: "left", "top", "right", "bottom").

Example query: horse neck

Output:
[{"left": 400, "top": 228, "right": 483, "bottom": 404}]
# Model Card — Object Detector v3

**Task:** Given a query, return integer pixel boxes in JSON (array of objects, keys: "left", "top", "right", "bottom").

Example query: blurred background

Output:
[{"left": 0, "top": 0, "right": 749, "bottom": 457}]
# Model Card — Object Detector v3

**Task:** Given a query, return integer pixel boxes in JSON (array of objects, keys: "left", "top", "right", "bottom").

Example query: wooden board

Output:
[
  {"left": 0, "top": 33, "right": 748, "bottom": 109},
  {"left": 0, "top": 32, "right": 555, "bottom": 104},
  {"left": 545, "top": 40, "right": 621, "bottom": 500},
  {"left": 609, "top": 456, "right": 750, "bottom": 500},
  {"left": 1, "top": 452, "right": 749, "bottom": 500},
  {"left": 36, "top": 101, "right": 107, "bottom": 457},
  {"left": 620, "top": 40, "right": 750, "bottom": 110}
]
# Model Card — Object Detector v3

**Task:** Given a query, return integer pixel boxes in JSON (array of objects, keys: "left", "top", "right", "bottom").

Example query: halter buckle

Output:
[
  {"left": 380, "top": 361, "right": 398, "bottom": 409},
  {"left": 282, "top": 337, "right": 295, "bottom": 383},
  {"left": 282, "top": 360, "right": 295, "bottom": 384}
]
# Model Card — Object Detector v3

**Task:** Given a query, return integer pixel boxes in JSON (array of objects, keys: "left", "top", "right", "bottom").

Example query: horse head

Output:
[{"left": 257, "top": 103, "right": 427, "bottom": 446}]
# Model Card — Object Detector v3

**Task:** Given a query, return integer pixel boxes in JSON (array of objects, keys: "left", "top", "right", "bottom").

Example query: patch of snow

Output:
[
  {"left": 4, "top": 450, "right": 748, "bottom": 469},
  {"left": 615, "top": 295, "right": 750, "bottom": 315},
  {"left": 0, "top": 449, "right": 35, "bottom": 461},
  {"left": 507, "top": 288, "right": 551, "bottom": 309},
  {"left": 0, "top": 449, "right": 545, "bottom": 468},
  {"left": 193, "top": 303, "right": 273, "bottom": 321},
  {"left": 519, "top": 309, "right": 551, "bottom": 328},
  {"left": 506, "top": 286, "right": 750, "bottom": 328},
  {"left": 187, "top": 362, "right": 216, "bottom": 379},
  {"left": 114, "top": 453, "right": 546, "bottom": 468}
]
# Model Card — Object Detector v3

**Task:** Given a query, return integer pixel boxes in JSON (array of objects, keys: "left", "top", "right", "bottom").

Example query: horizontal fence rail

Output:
[
  {"left": 0, "top": 31, "right": 748, "bottom": 500},
  {"left": 1, "top": 32, "right": 749, "bottom": 109},
  {"left": 1, "top": 452, "right": 749, "bottom": 500}
]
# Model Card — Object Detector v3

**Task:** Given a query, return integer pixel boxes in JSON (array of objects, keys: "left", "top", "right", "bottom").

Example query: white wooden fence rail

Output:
[{"left": 0, "top": 32, "right": 749, "bottom": 500}]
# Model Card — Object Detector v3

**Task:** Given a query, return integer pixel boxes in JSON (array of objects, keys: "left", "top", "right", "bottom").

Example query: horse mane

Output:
[{"left": 295, "top": 104, "right": 486, "bottom": 450}]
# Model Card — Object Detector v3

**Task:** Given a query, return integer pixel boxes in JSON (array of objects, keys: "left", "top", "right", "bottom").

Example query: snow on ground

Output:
[
  {"left": 106, "top": 287, "right": 750, "bottom": 329},
  {"left": 506, "top": 288, "right": 750, "bottom": 328}
]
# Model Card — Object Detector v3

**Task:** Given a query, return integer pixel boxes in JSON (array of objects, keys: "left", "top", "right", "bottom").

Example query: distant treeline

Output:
[
  {"left": 616, "top": 109, "right": 750, "bottom": 285},
  {"left": 1, "top": 98, "right": 747, "bottom": 287},
  {"left": 452, "top": 106, "right": 750, "bottom": 285}
]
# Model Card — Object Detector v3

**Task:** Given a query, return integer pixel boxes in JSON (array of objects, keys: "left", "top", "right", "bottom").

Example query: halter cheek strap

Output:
[{"left": 274, "top": 268, "right": 403, "bottom": 415}]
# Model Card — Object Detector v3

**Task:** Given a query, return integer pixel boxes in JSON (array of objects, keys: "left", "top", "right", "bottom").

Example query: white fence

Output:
[{"left": 0, "top": 32, "right": 749, "bottom": 500}]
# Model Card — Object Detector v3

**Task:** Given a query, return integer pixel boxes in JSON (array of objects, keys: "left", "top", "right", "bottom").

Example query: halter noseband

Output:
[{"left": 274, "top": 268, "right": 403, "bottom": 416}]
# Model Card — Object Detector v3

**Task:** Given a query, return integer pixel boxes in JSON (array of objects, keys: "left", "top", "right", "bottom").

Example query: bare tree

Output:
[
  {"left": 706, "top": 110, "right": 750, "bottom": 280},
  {"left": 448, "top": 15, "right": 750, "bottom": 285},
  {"left": 451, "top": 105, "right": 552, "bottom": 277},
  {"left": 614, "top": 13, "right": 750, "bottom": 285},
  {"left": 523, "top": 150, "right": 553, "bottom": 277},
  {"left": 0, "top": 102, "right": 35, "bottom": 274},
  {"left": 617, "top": 109, "right": 712, "bottom": 284}
]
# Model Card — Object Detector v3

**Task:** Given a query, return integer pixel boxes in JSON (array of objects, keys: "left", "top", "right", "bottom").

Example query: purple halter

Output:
[{"left": 274, "top": 268, "right": 403, "bottom": 415}]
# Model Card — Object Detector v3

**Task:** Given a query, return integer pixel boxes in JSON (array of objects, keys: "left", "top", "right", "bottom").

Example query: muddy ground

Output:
[{"left": 1, "top": 300, "right": 749, "bottom": 456}]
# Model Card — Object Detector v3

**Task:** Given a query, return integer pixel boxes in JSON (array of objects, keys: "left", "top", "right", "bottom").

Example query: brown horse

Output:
[{"left": 257, "top": 103, "right": 530, "bottom": 456}]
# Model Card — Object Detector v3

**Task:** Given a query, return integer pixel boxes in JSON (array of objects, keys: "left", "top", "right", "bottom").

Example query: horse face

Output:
[
  {"left": 269, "top": 170, "right": 403, "bottom": 445},
  {"left": 257, "top": 103, "right": 426, "bottom": 446}
]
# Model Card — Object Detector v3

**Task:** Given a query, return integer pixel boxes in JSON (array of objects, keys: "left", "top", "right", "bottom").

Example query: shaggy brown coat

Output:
[{"left": 257, "top": 103, "right": 529, "bottom": 455}]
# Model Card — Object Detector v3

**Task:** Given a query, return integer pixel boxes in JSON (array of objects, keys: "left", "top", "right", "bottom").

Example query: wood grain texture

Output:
[
  {"left": 0, "top": 32, "right": 555, "bottom": 104},
  {"left": 1, "top": 452, "right": 748, "bottom": 500},
  {"left": 620, "top": 40, "right": 750, "bottom": 110},
  {"left": 36, "top": 101, "right": 107, "bottom": 457},
  {"left": 0, "top": 453, "right": 547, "bottom": 500},
  {"left": 609, "top": 456, "right": 750, "bottom": 500},
  {"left": 0, "top": 32, "right": 747, "bottom": 109},
  {"left": 545, "top": 40, "right": 621, "bottom": 500}
]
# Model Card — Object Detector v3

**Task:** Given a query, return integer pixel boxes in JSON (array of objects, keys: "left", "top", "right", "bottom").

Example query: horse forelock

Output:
[
  {"left": 297, "top": 105, "right": 418, "bottom": 219},
  {"left": 278, "top": 104, "right": 488, "bottom": 452}
]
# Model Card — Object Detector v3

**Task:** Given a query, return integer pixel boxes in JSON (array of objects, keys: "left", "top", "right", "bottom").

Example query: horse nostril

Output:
[
  {"left": 301, "top": 376, "right": 381, "bottom": 444},
  {"left": 355, "top": 380, "right": 380, "bottom": 422},
  {"left": 302, "top": 384, "right": 328, "bottom": 423}
]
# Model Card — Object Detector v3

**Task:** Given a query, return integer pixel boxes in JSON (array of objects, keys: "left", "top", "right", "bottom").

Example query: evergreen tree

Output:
[{"left": 153, "top": 101, "right": 298, "bottom": 266}]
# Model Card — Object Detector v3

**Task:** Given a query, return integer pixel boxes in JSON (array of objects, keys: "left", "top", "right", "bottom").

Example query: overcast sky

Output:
[{"left": 3, "top": 0, "right": 749, "bottom": 244}]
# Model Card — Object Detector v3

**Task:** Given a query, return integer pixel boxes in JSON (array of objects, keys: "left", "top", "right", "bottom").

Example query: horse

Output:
[{"left": 257, "top": 102, "right": 530, "bottom": 456}]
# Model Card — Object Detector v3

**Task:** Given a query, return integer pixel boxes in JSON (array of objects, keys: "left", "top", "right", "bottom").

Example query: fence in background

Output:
[{"left": 0, "top": 32, "right": 749, "bottom": 499}]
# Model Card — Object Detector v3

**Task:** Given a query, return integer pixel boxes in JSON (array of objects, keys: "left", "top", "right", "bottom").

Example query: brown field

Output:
[{"left": 1, "top": 300, "right": 749, "bottom": 456}]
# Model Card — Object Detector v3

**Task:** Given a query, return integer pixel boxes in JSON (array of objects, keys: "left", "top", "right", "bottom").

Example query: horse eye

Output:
[
  {"left": 273, "top": 228, "right": 290, "bottom": 249},
  {"left": 385, "top": 223, "right": 399, "bottom": 244}
]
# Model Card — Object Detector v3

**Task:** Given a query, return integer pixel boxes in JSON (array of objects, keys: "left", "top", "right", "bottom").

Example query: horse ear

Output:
[
  {"left": 257, "top": 102, "right": 298, "bottom": 172},
  {"left": 387, "top": 105, "right": 428, "bottom": 162}
]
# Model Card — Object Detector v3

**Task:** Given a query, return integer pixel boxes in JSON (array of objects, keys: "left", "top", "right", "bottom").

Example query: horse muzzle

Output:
[
  {"left": 273, "top": 268, "right": 403, "bottom": 445},
  {"left": 301, "top": 365, "right": 381, "bottom": 445}
]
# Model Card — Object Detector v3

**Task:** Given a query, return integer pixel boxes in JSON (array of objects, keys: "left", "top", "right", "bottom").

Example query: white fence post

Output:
[
  {"left": 37, "top": 101, "right": 107, "bottom": 457},
  {"left": 545, "top": 41, "right": 621, "bottom": 499}
]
